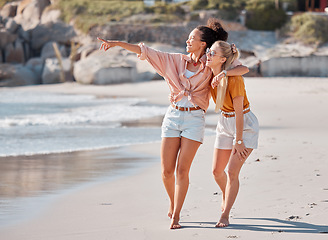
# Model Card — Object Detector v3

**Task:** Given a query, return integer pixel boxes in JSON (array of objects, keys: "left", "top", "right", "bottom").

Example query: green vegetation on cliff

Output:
[
  {"left": 290, "top": 13, "right": 328, "bottom": 45},
  {"left": 245, "top": 0, "right": 288, "bottom": 30},
  {"left": 2, "top": 0, "right": 326, "bottom": 45},
  {"left": 190, "top": 0, "right": 290, "bottom": 29},
  {"left": 53, "top": 0, "right": 186, "bottom": 33},
  {"left": 54, "top": 0, "right": 145, "bottom": 32},
  {"left": 0, "top": 0, "right": 15, "bottom": 7}
]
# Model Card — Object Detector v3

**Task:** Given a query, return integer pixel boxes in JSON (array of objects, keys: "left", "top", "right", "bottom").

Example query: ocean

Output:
[
  {"left": 0, "top": 90, "right": 167, "bottom": 157},
  {"left": 0, "top": 87, "right": 216, "bottom": 227},
  {"left": 0, "top": 88, "right": 170, "bottom": 227}
]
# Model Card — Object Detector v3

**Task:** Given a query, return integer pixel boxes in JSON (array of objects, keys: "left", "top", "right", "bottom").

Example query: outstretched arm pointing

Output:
[{"left": 98, "top": 37, "right": 141, "bottom": 55}]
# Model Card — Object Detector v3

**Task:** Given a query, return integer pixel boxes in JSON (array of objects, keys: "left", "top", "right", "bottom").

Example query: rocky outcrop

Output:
[
  {"left": 73, "top": 49, "right": 137, "bottom": 85},
  {"left": 42, "top": 57, "right": 71, "bottom": 84},
  {"left": 90, "top": 17, "right": 247, "bottom": 47},
  {"left": 41, "top": 41, "right": 67, "bottom": 60},
  {"left": 93, "top": 66, "right": 134, "bottom": 85},
  {"left": 72, "top": 43, "right": 174, "bottom": 85},
  {"left": 0, "top": 64, "right": 39, "bottom": 86},
  {"left": 0, "top": 29, "right": 17, "bottom": 48},
  {"left": 77, "top": 44, "right": 99, "bottom": 60},
  {"left": 1, "top": 1, "right": 327, "bottom": 87},
  {"left": 0, "top": 0, "right": 77, "bottom": 87},
  {"left": 90, "top": 23, "right": 196, "bottom": 46},
  {"left": 0, "top": 2, "right": 18, "bottom": 18},
  {"left": 25, "top": 57, "right": 44, "bottom": 82},
  {"left": 30, "top": 22, "right": 76, "bottom": 51},
  {"left": 5, "top": 18, "right": 19, "bottom": 33},
  {"left": 5, "top": 38, "right": 25, "bottom": 63},
  {"left": 40, "top": 9, "right": 61, "bottom": 24},
  {"left": 15, "top": 0, "right": 51, "bottom": 30}
]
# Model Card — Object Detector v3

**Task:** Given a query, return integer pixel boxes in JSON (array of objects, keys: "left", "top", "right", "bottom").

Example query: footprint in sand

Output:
[{"left": 286, "top": 215, "right": 301, "bottom": 221}]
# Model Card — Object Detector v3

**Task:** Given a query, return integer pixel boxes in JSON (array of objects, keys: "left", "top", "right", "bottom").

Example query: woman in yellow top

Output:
[{"left": 206, "top": 41, "right": 259, "bottom": 228}]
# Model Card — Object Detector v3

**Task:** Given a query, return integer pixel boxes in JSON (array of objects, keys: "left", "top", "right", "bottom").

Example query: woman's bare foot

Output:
[
  {"left": 215, "top": 215, "right": 229, "bottom": 228},
  {"left": 170, "top": 218, "right": 181, "bottom": 229}
]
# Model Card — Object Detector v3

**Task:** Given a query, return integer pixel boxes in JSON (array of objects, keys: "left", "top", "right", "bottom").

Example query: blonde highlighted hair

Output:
[
  {"left": 213, "top": 41, "right": 240, "bottom": 71},
  {"left": 213, "top": 41, "right": 240, "bottom": 112}
]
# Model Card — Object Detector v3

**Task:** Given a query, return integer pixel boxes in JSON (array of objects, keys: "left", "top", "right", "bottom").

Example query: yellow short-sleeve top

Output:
[{"left": 210, "top": 75, "right": 250, "bottom": 113}]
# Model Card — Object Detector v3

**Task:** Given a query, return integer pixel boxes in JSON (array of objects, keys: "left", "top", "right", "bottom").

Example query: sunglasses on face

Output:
[{"left": 206, "top": 48, "right": 217, "bottom": 57}]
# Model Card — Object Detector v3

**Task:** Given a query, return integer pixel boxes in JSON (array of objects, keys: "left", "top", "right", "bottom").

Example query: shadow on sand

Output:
[{"left": 181, "top": 217, "right": 328, "bottom": 233}]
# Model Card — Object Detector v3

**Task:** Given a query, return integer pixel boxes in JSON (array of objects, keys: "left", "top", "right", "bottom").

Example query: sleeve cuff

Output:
[{"left": 137, "top": 42, "right": 147, "bottom": 60}]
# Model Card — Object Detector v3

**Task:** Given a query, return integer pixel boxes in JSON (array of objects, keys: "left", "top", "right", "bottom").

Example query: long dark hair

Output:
[{"left": 196, "top": 18, "right": 228, "bottom": 49}]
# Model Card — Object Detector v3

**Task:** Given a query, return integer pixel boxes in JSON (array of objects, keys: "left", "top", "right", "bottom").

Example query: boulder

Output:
[
  {"left": 126, "top": 53, "right": 159, "bottom": 81},
  {"left": 30, "top": 22, "right": 76, "bottom": 50},
  {"left": 40, "top": 9, "right": 61, "bottom": 24},
  {"left": 73, "top": 49, "right": 136, "bottom": 85},
  {"left": 41, "top": 57, "right": 71, "bottom": 84},
  {"left": 0, "top": 63, "right": 38, "bottom": 86},
  {"left": 40, "top": 41, "right": 67, "bottom": 60},
  {"left": 77, "top": 44, "right": 99, "bottom": 60},
  {"left": 5, "top": 18, "right": 19, "bottom": 33},
  {"left": 5, "top": 39, "right": 25, "bottom": 63},
  {"left": 23, "top": 41, "right": 31, "bottom": 60},
  {"left": 25, "top": 57, "right": 44, "bottom": 82},
  {"left": 0, "top": 29, "right": 17, "bottom": 49},
  {"left": 0, "top": 2, "right": 18, "bottom": 19},
  {"left": 17, "top": 26, "right": 30, "bottom": 42},
  {"left": 15, "top": 0, "right": 51, "bottom": 30},
  {"left": 93, "top": 66, "right": 134, "bottom": 85},
  {"left": 17, "top": 0, "right": 33, "bottom": 14}
]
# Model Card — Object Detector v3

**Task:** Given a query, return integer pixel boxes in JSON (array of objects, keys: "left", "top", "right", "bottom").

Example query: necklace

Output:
[{"left": 193, "top": 62, "right": 198, "bottom": 66}]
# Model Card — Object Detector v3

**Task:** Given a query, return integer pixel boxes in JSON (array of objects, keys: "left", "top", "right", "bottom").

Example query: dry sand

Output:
[{"left": 0, "top": 77, "right": 328, "bottom": 239}]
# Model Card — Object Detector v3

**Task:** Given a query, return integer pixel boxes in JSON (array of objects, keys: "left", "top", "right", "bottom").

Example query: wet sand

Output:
[
  {"left": 1, "top": 78, "right": 328, "bottom": 239},
  {"left": 0, "top": 147, "right": 159, "bottom": 228}
]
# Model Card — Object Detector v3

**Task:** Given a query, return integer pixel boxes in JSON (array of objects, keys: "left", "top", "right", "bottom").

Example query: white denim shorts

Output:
[
  {"left": 214, "top": 110, "right": 259, "bottom": 149},
  {"left": 161, "top": 105, "right": 205, "bottom": 143}
]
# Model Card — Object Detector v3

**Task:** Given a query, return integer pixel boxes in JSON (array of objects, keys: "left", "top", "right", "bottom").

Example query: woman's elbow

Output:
[{"left": 243, "top": 66, "right": 249, "bottom": 74}]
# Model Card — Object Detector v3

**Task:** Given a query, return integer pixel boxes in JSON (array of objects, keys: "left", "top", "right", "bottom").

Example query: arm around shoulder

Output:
[{"left": 226, "top": 59, "right": 249, "bottom": 76}]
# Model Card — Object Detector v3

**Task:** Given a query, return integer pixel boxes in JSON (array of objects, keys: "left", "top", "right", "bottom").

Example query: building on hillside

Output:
[{"left": 297, "top": 0, "right": 328, "bottom": 12}]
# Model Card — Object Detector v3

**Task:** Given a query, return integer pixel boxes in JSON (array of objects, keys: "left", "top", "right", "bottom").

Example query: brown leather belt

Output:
[
  {"left": 221, "top": 108, "right": 251, "bottom": 118},
  {"left": 171, "top": 104, "right": 202, "bottom": 111}
]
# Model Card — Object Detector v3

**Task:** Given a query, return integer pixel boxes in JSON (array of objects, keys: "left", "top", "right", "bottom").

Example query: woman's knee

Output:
[
  {"left": 162, "top": 168, "right": 175, "bottom": 179},
  {"left": 176, "top": 167, "right": 189, "bottom": 180},
  {"left": 212, "top": 168, "right": 225, "bottom": 178},
  {"left": 227, "top": 169, "right": 239, "bottom": 181}
]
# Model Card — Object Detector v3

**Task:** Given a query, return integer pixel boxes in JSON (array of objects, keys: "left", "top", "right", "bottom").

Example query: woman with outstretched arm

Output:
[{"left": 98, "top": 18, "right": 249, "bottom": 229}]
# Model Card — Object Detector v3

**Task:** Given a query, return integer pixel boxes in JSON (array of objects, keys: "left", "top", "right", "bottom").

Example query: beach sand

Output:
[{"left": 0, "top": 77, "right": 328, "bottom": 239}]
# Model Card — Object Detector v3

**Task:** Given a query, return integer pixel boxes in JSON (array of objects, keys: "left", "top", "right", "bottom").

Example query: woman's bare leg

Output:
[
  {"left": 212, "top": 149, "right": 232, "bottom": 212},
  {"left": 161, "top": 137, "right": 180, "bottom": 219},
  {"left": 216, "top": 147, "right": 253, "bottom": 227},
  {"left": 171, "top": 137, "right": 201, "bottom": 229}
]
